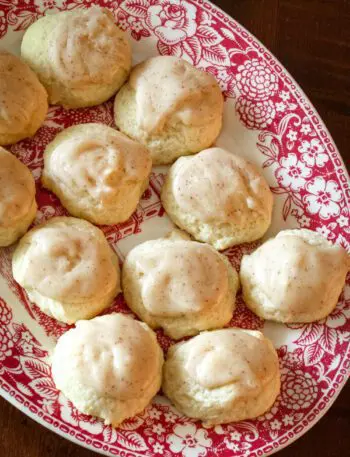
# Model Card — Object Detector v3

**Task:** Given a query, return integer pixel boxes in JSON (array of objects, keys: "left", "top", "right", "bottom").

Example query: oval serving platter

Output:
[{"left": 0, "top": 1, "right": 349, "bottom": 456}]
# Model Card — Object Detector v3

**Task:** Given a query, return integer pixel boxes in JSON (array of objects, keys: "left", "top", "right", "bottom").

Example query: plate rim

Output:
[{"left": 0, "top": 1, "right": 349, "bottom": 456}]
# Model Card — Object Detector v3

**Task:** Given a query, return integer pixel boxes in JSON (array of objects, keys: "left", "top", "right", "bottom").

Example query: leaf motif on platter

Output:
[
  {"left": 103, "top": 426, "right": 118, "bottom": 444},
  {"left": 120, "top": 0, "right": 150, "bottom": 18},
  {"left": 277, "top": 113, "right": 301, "bottom": 137},
  {"left": 13, "top": 10, "right": 38, "bottom": 31},
  {"left": 119, "top": 415, "right": 144, "bottom": 430},
  {"left": 16, "top": 382, "right": 33, "bottom": 397},
  {"left": 296, "top": 324, "right": 323, "bottom": 346},
  {"left": 157, "top": 41, "right": 182, "bottom": 57},
  {"left": 326, "top": 354, "right": 341, "bottom": 375},
  {"left": 197, "top": 25, "right": 223, "bottom": 47},
  {"left": 304, "top": 341, "right": 323, "bottom": 366},
  {"left": 263, "top": 158, "right": 276, "bottom": 168},
  {"left": 117, "top": 431, "right": 149, "bottom": 451},
  {"left": 220, "top": 27, "right": 236, "bottom": 41},
  {"left": 283, "top": 195, "right": 292, "bottom": 221},
  {"left": 182, "top": 37, "right": 202, "bottom": 65},
  {"left": 32, "top": 346, "right": 47, "bottom": 358},
  {"left": 318, "top": 327, "right": 337, "bottom": 354},
  {"left": 29, "top": 377, "right": 58, "bottom": 399},
  {"left": 291, "top": 192, "right": 303, "bottom": 208},
  {"left": 257, "top": 142, "right": 275, "bottom": 159},
  {"left": 270, "top": 186, "right": 288, "bottom": 195},
  {"left": 270, "top": 138, "right": 281, "bottom": 157},
  {"left": 21, "top": 356, "right": 51, "bottom": 380},
  {"left": 202, "top": 44, "right": 230, "bottom": 66}
]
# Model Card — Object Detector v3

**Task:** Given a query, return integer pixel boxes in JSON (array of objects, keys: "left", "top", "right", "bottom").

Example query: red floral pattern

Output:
[
  {"left": 145, "top": 0, "right": 197, "bottom": 45},
  {"left": 237, "top": 97, "right": 276, "bottom": 130},
  {"left": 236, "top": 58, "right": 279, "bottom": 101},
  {"left": 280, "top": 369, "right": 319, "bottom": 411},
  {"left": 0, "top": 1, "right": 349, "bottom": 457}
]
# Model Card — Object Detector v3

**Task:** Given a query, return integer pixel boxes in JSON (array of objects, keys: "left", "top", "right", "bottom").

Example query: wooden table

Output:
[{"left": 0, "top": 0, "right": 349, "bottom": 456}]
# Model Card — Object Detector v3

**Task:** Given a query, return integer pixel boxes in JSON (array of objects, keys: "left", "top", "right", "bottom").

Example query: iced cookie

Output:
[
  {"left": 21, "top": 7, "right": 131, "bottom": 108},
  {"left": 163, "top": 328, "right": 280, "bottom": 425},
  {"left": 161, "top": 147, "right": 273, "bottom": 250},
  {"left": 12, "top": 217, "right": 120, "bottom": 323},
  {"left": 42, "top": 123, "right": 151, "bottom": 225},
  {"left": 122, "top": 235, "right": 239, "bottom": 339},
  {"left": 0, "top": 51, "right": 47, "bottom": 145},
  {"left": 114, "top": 56, "right": 223, "bottom": 165},
  {"left": 0, "top": 147, "right": 37, "bottom": 246},
  {"left": 240, "top": 229, "right": 349, "bottom": 323},
  {"left": 52, "top": 313, "right": 164, "bottom": 426}
]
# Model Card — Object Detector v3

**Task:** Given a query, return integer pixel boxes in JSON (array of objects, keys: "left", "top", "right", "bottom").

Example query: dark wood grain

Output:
[{"left": 0, "top": 0, "right": 349, "bottom": 456}]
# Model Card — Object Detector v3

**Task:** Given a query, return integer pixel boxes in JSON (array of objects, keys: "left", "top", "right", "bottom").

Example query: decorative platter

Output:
[{"left": 0, "top": 1, "right": 349, "bottom": 456}]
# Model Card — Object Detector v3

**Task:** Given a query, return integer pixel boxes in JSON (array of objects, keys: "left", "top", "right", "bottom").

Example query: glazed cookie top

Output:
[
  {"left": 47, "top": 7, "right": 130, "bottom": 96},
  {"left": 52, "top": 314, "right": 162, "bottom": 402},
  {"left": 129, "top": 56, "right": 223, "bottom": 136},
  {"left": 13, "top": 217, "right": 118, "bottom": 303},
  {"left": 44, "top": 124, "right": 151, "bottom": 210},
  {"left": 0, "top": 51, "right": 47, "bottom": 137},
  {"left": 129, "top": 239, "right": 229, "bottom": 317},
  {"left": 170, "top": 147, "right": 272, "bottom": 224},
  {"left": 181, "top": 329, "right": 278, "bottom": 392},
  {"left": 0, "top": 147, "right": 35, "bottom": 228},
  {"left": 242, "top": 229, "right": 349, "bottom": 317}
]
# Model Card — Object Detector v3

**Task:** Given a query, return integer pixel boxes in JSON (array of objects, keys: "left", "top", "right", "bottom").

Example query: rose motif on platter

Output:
[
  {"left": 145, "top": 0, "right": 197, "bottom": 45},
  {"left": 236, "top": 97, "right": 276, "bottom": 130},
  {"left": 236, "top": 59, "right": 278, "bottom": 101},
  {"left": 280, "top": 369, "right": 319, "bottom": 410}
]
